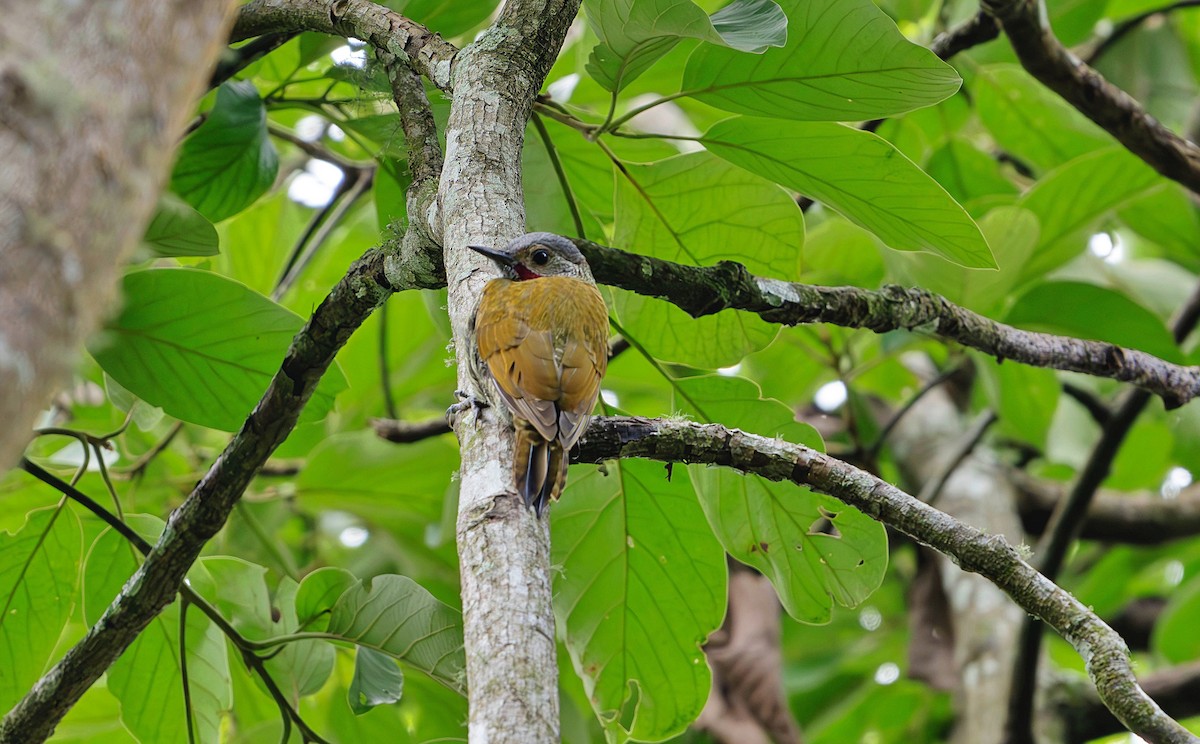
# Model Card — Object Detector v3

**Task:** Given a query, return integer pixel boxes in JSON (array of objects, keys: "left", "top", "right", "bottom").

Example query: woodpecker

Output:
[{"left": 468, "top": 233, "right": 609, "bottom": 516}]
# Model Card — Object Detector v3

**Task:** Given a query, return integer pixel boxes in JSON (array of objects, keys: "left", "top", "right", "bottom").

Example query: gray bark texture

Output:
[
  {"left": 0, "top": 0, "right": 240, "bottom": 472},
  {"left": 437, "top": 2, "right": 581, "bottom": 741}
]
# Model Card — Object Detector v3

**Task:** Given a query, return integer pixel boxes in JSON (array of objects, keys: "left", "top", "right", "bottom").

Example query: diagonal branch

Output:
[
  {"left": 572, "top": 415, "right": 1195, "bottom": 744},
  {"left": 982, "top": 0, "right": 1200, "bottom": 193},
  {"left": 576, "top": 239, "right": 1200, "bottom": 408},
  {"left": 231, "top": 0, "right": 459, "bottom": 93}
]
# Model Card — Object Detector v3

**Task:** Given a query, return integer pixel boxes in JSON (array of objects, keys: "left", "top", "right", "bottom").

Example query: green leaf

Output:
[
  {"left": 973, "top": 354, "right": 1059, "bottom": 449},
  {"left": 83, "top": 516, "right": 231, "bottom": 744},
  {"left": 552, "top": 461, "right": 726, "bottom": 741},
  {"left": 882, "top": 206, "right": 1040, "bottom": 315},
  {"left": 0, "top": 506, "right": 82, "bottom": 713},
  {"left": 194, "top": 557, "right": 334, "bottom": 700},
  {"left": 171, "top": 81, "right": 279, "bottom": 223},
  {"left": 973, "top": 65, "right": 1112, "bottom": 173},
  {"left": 703, "top": 117, "right": 994, "bottom": 268},
  {"left": 294, "top": 431, "right": 454, "bottom": 536},
  {"left": 924, "top": 138, "right": 1019, "bottom": 204},
  {"left": 89, "top": 268, "right": 347, "bottom": 432},
  {"left": 584, "top": 0, "right": 786, "bottom": 92},
  {"left": 682, "top": 0, "right": 960, "bottom": 120},
  {"left": 1154, "top": 574, "right": 1200, "bottom": 663},
  {"left": 142, "top": 192, "right": 220, "bottom": 257},
  {"left": 322, "top": 574, "right": 465, "bottom": 693},
  {"left": 349, "top": 647, "right": 405, "bottom": 714},
  {"left": 388, "top": 0, "right": 500, "bottom": 37},
  {"left": 1005, "top": 281, "right": 1182, "bottom": 363},
  {"left": 611, "top": 150, "right": 801, "bottom": 367},
  {"left": 673, "top": 376, "right": 888, "bottom": 622},
  {"left": 1119, "top": 183, "right": 1200, "bottom": 269},
  {"left": 1017, "top": 148, "right": 1163, "bottom": 281},
  {"left": 295, "top": 566, "right": 359, "bottom": 632}
]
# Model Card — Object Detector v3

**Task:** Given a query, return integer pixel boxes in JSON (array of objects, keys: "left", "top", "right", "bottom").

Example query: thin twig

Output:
[
  {"left": 531, "top": 112, "right": 587, "bottom": 238},
  {"left": 19, "top": 460, "right": 333, "bottom": 744},
  {"left": 921, "top": 409, "right": 998, "bottom": 508},
  {"left": 869, "top": 364, "right": 965, "bottom": 459},
  {"left": 1084, "top": 0, "right": 1200, "bottom": 65}
]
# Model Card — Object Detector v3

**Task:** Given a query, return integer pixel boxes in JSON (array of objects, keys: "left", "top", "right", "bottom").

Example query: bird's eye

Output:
[{"left": 531, "top": 249, "right": 550, "bottom": 265}]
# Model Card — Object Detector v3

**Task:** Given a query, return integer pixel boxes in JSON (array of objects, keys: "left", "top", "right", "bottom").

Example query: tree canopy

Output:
[{"left": 3, "top": 0, "right": 1200, "bottom": 742}]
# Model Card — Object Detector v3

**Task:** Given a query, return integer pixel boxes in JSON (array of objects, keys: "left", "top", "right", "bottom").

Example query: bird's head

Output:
[{"left": 468, "top": 232, "right": 593, "bottom": 282}]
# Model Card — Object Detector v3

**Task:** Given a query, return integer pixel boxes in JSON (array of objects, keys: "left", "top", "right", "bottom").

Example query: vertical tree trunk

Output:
[
  {"left": 889, "top": 357, "right": 1028, "bottom": 744},
  {"left": 0, "top": 0, "right": 239, "bottom": 471},
  {"left": 437, "top": 2, "right": 581, "bottom": 740}
]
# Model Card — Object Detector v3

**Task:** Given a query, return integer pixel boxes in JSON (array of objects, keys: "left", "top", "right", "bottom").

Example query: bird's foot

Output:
[{"left": 446, "top": 389, "right": 488, "bottom": 426}]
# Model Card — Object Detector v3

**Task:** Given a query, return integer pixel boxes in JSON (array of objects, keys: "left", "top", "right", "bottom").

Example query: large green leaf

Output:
[
  {"left": 0, "top": 506, "right": 82, "bottom": 713},
  {"left": 294, "top": 571, "right": 465, "bottom": 693},
  {"left": 1017, "top": 148, "right": 1163, "bottom": 281},
  {"left": 142, "top": 193, "right": 219, "bottom": 258},
  {"left": 83, "top": 516, "right": 231, "bottom": 744},
  {"left": 611, "top": 150, "right": 801, "bottom": 367},
  {"left": 89, "top": 268, "right": 347, "bottom": 432},
  {"left": 585, "top": 0, "right": 786, "bottom": 92},
  {"left": 552, "top": 461, "right": 726, "bottom": 741},
  {"left": 1005, "top": 281, "right": 1182, "bottom": 363},
  {"left": 703, "top": 117, "right": 994, "bottom": 268},
  {"left": 682, "top": 0, "right": 960, "bottom": 120},
  {"left": 882, "top": 206, "right": 1039, "bottom": 315},
  {"left": 171, "top": 81, "right": 279, "bottom": 223},
  {"left": 673, "top": 376, "right": 887, "bottom": 622},
  {"left": 973, "top": 65, "right": 1112, "bottom": 173}
]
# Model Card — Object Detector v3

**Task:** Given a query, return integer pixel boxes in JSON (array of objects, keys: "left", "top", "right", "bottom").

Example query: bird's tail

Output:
[{"left": 514, "top": 423, "right": 569, "bottom": 517}]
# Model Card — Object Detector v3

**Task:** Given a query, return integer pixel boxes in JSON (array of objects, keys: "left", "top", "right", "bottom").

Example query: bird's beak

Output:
[{"left": 468, "top": 244, "right": 516, "bottom": 266}]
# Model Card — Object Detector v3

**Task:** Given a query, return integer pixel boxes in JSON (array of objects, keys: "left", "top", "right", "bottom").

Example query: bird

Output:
[{"left": 467, "top": 232, "right": 609, "bottom": 516}]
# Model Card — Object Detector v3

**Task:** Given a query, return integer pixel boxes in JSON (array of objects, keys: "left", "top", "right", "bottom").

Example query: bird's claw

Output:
[{"left": 446, "top": 389, "right": 488, "bottom": 425}]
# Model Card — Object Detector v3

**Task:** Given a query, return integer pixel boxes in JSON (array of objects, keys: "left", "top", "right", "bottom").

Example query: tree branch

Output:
[
  {"left": 1016, "top": 474, "right": 1200, "bottom": 544},
  {"left": 576, "top": 239, "right": 1200, "bottom": 408},
  {"left": 1060, "top": 660, "right": 1200, "bottom": 743},
  {"left": 571, "top": 415, "right": 1195, "bottom": 743},
  {"left": 982, "top": 0, "right": 1200, "bottom": 193},
  {"left": 231, "top": 0, "right": 458, "bottom": 93}
]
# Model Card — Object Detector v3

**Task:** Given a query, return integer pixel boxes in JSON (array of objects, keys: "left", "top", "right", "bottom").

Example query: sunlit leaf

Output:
[
  {"left": 552, "top": 461, "right": 726, "bottom": 741},
  {"left": 682, "top": 0, "right": 959, "bottom": 120},
  {"left": 142, "top": 192, "right": 219, "bottom": 257},
  {"left": 89, "top": 268, "right": 347, "bottom": 432},
  {"left": 0, "top": 506, "right": 82, "bottom": 713},
  {"left": 171, "top": 81, "right": 279, "bottom": 223},
  {"left": 703, "top": 117, "right": 993, "bottom": 268},
  {"left": 585, "top": 0, "right": 786, "bottom": 91},
  {"left": 611, "top": 150, "right": 801, "bottom": 367}
]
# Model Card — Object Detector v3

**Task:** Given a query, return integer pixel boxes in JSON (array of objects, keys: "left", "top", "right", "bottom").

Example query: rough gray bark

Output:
[
  {"left": 436, "top": 2, "right": 581, "bottom": 741},
  {"left": 0, "top": 0, "right": 239, "bottom": 472}
]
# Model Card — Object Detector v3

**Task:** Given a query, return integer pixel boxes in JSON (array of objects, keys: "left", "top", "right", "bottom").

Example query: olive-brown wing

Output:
[
  {"left": 549, "top": 279, "right": 609, "bottom": 449},
  {"left": 475, "top": 279, "right": 560, "bottom": 441}
]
